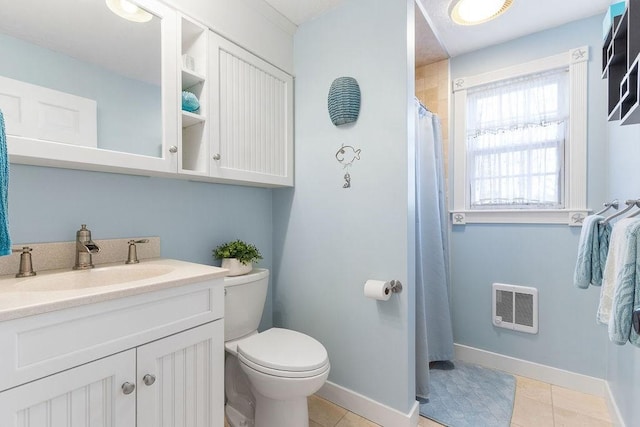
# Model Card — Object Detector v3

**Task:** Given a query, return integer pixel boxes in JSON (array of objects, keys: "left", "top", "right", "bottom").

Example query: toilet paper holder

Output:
[{"left": 389, "top": 280, "right": 403, "bottom": 294}]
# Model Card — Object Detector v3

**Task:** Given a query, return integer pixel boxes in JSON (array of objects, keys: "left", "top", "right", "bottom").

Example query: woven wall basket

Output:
[{"left": 328, "top": 77, "right": 361, "bottom": 126}]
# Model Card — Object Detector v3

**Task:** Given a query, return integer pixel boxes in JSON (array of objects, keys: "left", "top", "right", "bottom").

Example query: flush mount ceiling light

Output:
[
  {"left": 449, "top": 0, "right": 514, "bottom": 26},
  {"left": 106, "top": 0, "right": 153, "bottom": 23}
]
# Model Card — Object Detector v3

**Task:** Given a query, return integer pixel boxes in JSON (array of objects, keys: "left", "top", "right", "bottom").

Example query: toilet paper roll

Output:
[{"left": 364, "top": 280, "right": 392, "bottom": 301}]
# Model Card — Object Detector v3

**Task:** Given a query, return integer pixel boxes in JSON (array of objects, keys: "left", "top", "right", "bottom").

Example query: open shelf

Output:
[
  {"left": 621, "top": 54, "right": 640, "bottom": 124},
  {"left": 603, "top": 14, "right": 625, "bottom": 78},
  {"left": 182, "top": 110, "right": 205, "bottom": 127},
  {"left": 179, "top": 15, "right": 209, "bottom": 175},
  {"left": 604, "top": 10, "right": 628, "bottom": 121},
  {"left": 182, "top": 68, "right": 205, "bottom": 90}
]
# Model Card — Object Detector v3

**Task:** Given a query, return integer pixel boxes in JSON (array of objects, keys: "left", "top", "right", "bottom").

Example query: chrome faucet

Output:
[{"left": 74, "top": 224, "right": 100, "bottom": 270}]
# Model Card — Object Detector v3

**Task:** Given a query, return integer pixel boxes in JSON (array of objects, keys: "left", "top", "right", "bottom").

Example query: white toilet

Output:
[{"left": 224, "top": 269, "right": 330, "bottom": 427}]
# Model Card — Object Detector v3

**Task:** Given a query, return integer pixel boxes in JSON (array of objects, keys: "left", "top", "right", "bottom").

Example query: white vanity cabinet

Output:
[
  {"left": 0, "top": 278, "right": 224, "bottom": 426},
  {"left": 0, "top": 349, "right": 137, "bottom": 426},
  {"left": 137, "top": 321, "right": 222, "bottom": 426}
]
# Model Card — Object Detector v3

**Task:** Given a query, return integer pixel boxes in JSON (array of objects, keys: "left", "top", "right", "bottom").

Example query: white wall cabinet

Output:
[
  {"left": 0, "top": 279, "right": 224, "bottom": 426},
  {"left": 209, "top": 31, "right": 294, "bottom": 187},
  {"left": 7, "top": 0, "right": 294, "bottom": 188},
  {"left": 178, "top": 28, "right": 294, "bottom": 187},
  {"left": 7, "top": 0, "right": 180, "bottom": 176}
]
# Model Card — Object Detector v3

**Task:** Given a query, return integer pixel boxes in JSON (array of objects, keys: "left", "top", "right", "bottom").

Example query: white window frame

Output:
[{"left": 451, "top": 46, "right": 589, "bottom": 226}]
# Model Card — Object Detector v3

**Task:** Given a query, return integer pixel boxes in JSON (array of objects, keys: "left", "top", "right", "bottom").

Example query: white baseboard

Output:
[
  {"left": 316, "top": 381, "right": 420, "bottom": 427},
  {"left": 454, "top": 343, "right": 605, "bottom": 396},
  {"left": 604, "top": 381, "right": 626, "bottom": 427}
]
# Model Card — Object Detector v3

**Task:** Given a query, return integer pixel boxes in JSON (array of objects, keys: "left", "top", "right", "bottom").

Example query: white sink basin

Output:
[
  {"left": 20, "top": 263, "right": 174, "bottom": 292},
  {"left": 0, "top": 258, "right": 228, "bottom": 322}
]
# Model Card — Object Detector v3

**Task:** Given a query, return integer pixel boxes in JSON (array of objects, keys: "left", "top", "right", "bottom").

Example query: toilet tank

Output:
[{"left": 224, "top": 268, "right": 269, "bottom": 341}]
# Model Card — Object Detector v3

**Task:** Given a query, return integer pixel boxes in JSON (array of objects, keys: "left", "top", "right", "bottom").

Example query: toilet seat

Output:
[{"left": 236, "top": 328, "right": 329, "bottom": 379}]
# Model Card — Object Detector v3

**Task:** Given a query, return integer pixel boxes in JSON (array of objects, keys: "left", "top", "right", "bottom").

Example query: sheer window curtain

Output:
[{"left": 466, "top": 69, "right": 569, "bottom": 209}]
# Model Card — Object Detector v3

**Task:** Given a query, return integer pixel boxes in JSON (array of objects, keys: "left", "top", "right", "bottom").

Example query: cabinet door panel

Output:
[
  {"left": 210, "top": 31, "right": 293, "bottom": 187},
  {"left": 137, "top": 321, "right": 224, "bottom": 427},
  {"left": 0, "top": 350, "right": 136, "bottom": 427}
]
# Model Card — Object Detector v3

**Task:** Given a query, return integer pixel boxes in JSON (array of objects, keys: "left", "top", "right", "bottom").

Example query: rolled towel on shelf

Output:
[{"left": 181, "top": 90, "right": 200, "bottom": 113}]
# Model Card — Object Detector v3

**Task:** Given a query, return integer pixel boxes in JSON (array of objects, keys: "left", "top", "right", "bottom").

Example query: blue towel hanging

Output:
[{"left": 0, "top": 110, "right": 11, "bottom": 256}]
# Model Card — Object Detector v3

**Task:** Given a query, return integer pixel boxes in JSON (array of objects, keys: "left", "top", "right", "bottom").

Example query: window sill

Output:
[{"left": 450, "top": 209, "right": 590, "bottom": 226}]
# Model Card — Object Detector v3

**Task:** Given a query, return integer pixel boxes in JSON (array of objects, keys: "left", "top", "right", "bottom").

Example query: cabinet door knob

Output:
[
  {"left": 143, "top": 374, "right": 156, "bottom": 386},
  {"left": 169, "top": 145, "right": 178, "bottom": 154},
  {"left": 121, "top": 382, "right": 136, "bottom": 395},
  {"left": 212, "top": 153, "right": 221, "bottom": 161}
]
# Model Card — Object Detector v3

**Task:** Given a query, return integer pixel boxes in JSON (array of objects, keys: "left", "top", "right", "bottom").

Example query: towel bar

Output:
[
  {"left": 595, "top": 199, "right": 618, "bottom": 215},
  {"left": 600, "top": 199, "right": 640, "bottom": 224}
]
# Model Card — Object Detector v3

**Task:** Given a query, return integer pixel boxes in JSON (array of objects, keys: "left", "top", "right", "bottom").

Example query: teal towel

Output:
[
  {"left": 608, "top": 221, "right": 640, "bottom": 346},
  {"left": 574, "top": 215, "right": 605, "bottom": 288},
  {"left": 0, "top": 110, "right": 10, "bottom": 256},
  {"left": 593, "top": 221, "right": 612, "bottom": 286}
]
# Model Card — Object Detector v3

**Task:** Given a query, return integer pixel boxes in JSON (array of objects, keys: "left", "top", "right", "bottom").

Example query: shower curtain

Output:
[{"left": 415, "top": 99, "right": 454, "bottom": 402}]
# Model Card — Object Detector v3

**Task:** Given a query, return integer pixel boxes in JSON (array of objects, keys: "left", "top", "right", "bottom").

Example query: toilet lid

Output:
[{"left": 237, "top": 328, "right": 329, "bottom": 373}]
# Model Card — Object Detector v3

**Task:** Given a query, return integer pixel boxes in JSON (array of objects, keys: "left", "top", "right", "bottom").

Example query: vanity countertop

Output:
[{"left": 0, "top": 258, "right": 228, "bottom": 321}]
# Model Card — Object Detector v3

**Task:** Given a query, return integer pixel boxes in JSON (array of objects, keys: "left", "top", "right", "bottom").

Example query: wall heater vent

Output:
[{"left": 492, "top": 283, "right": 538, "bottom": 334}]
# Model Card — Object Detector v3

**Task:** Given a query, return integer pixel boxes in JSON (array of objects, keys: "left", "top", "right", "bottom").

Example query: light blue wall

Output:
[
  {"left": 272, "top": 0, "right": 416, "bottom": 413},
  {"left": 449, "top": 15, "right": 609, "bottom": 378},
  {"left": 605, "top": 119, "right": 640, "bottom": 425},
  {"left": 0, "top": 32, "right": 162, "bottom": 157},
  {"left": 8, "top": 164, "right": 274, "bottom": 329}
]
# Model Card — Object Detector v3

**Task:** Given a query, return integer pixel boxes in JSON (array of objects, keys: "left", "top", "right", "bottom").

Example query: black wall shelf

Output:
[{"left": 603, "top": 0, "right": 640, "bottom": 125}]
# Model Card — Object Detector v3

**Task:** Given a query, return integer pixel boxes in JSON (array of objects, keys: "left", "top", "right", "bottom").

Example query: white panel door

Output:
[
  {"left": 209, "top": 31, "right": 294, "bottom": 187},
  {"left": 0, "top": 350, "right": 136, "bottom": 427},
  {"left": 136, "top": 321, "right": 224, "bottom": 427}
]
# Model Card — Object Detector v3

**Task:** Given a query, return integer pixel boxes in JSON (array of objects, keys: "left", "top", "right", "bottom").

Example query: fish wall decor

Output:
[{"left": 335, "top": 144, "right": 361, "bottom": 188}]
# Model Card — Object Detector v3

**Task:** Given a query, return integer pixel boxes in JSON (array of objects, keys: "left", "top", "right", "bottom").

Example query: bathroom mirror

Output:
[{"left": 0, "top": 0, "right": 178, "bottom": 174}]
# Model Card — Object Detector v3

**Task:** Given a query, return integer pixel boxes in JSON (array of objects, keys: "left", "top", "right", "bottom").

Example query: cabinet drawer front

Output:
[{"left": 0, "top": 279, "right": 223, "bottom": 391}]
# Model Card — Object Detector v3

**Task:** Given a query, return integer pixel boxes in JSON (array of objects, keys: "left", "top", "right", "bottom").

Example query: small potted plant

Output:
[{"left": 213, "top": 240, "right": 262, "bottom": 276}]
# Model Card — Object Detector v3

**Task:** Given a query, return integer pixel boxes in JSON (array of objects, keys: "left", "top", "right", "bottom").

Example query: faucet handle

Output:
[
  {"left": 126, "top": 239, "right": 149, "bottom": 264},
  {"left": 129, "top": 239, "right": 149, "bottom": 244},
  {"left": 12, "top": 247, "right": 36, "bottom": 278}
]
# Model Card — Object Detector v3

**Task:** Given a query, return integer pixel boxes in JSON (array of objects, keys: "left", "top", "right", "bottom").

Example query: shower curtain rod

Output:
[{"left": 414, "top": 97, "right": 429, "bottom": 112}]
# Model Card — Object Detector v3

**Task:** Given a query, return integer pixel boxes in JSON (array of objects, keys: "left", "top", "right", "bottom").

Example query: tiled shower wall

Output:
[{"left": 415, "top": 59, "right": 449, "bottom": 176}]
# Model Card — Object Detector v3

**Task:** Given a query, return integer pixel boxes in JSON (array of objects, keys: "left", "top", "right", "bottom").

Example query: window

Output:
[
  {"left": 467, "top": 69, "right": 568, "bottom": 209},
  {"left": 451, "top": 47, "right": 589, "bottom": 225}
]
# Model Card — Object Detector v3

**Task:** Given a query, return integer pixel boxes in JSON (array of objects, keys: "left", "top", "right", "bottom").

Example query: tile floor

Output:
[{"left": 225, "top": 375, "right": 613, "bottom": 427}]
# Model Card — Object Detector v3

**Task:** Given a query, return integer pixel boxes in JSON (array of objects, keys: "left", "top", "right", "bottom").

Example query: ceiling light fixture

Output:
[
  {"left": 449, "top": 0, "right": 513, "bottom": 26},
  {"left": 106, "top": 0, "right": 153, "bottom": 23}
]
